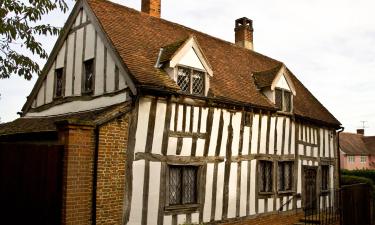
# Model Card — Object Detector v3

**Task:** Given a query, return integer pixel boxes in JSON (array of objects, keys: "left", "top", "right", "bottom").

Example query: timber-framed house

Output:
[{"left": 0, "top": 0, "right": 342, "bottom": 224}]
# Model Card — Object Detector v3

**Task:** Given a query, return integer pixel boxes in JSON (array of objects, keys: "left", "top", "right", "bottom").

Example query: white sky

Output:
[{"left": 0, "top": 0, "right": 374, "bottom": 135}]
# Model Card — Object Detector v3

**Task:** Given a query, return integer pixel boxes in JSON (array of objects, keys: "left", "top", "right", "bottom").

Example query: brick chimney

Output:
[
  {"left": 357, "top": 129, "right": 365, "bottom": 135},
  {"left": 141, "top": 0, "right": 161, "bottom": 18},
  {"left": 234, "top": 17, "right": 254, "bottom": 50}
]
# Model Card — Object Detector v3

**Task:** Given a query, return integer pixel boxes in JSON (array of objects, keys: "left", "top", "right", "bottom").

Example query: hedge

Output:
[
  {"left": 341, "top": 169, "right": 375, "bottom": 184},
  {"left": 341, "top": 174, "right": 374, "bottom": 187}
]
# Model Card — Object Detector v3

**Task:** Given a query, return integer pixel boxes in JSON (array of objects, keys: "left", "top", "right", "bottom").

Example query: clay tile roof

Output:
[
  {"left": 87, "top": 0, "right": 340, "bottom": 126},
  {"left": 159, "top": 38, "right": 188, "bottom": 64},
  {"left": 0, "top": 103, "right": 130, "bottom": 136},
  {"left": 253, "top": 64, "right": 283, "bottom": 88},
  {"left": 339, "top": 132, "right": 375, "bottom": 155}
]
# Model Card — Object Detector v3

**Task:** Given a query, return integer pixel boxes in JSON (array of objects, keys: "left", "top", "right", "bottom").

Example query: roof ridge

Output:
[{"left": 94, "top": 0, "right": 281, "bottom": 65}]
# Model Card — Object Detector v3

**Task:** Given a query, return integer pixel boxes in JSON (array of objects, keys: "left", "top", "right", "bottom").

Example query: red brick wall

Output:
[
  {"left": 96, "top": 114, "right": 129, "bottom": 225},
  {"left": 221, "top": 212, "right": 304, "bottom": 225},
  {"left": 58, "top": 123, "right": 95, "bottom": 225}
]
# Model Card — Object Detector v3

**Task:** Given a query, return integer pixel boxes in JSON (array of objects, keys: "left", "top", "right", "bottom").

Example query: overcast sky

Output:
[{"left": 0, "top": 0, "right": 374, "bottom": 135}]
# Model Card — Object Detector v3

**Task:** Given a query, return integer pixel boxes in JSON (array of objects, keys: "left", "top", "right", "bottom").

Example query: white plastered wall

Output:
[{"left": 27, "top": 8, "right": 130, "bottom": 117}]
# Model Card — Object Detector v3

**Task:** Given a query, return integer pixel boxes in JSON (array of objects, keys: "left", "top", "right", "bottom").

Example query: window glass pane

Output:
[
  {"left": 275, "top": 89, "right": 282, "bottom": 110},
  {"left": 192, "top": 71, "right": 204, "bottom": 95},
  {"left": 278, "top": 161, "right": 293, "bottom": 191},
  {"left": 259, "top": 161, "right": 273, "bottom": 192},
  {"left": 177, "top": 67, "right": 191, "bottom": 93},
  {"left": 169, "top": 167, "right": 181, "bottom": 205},
  {"left": 55, "top": 68, "right": 64, "bottom": 97},
  {"left": 284, "top": 91, "right": 292, "bottom": 112},
  {"left": 84, "top": 59, "right": 94, "bottom": 93},
  {"left": 321, "top": 165, "right": 329, "bottom": 190},
  {"left": 182, "top": 167, "right": 197, "bottom": 204}
]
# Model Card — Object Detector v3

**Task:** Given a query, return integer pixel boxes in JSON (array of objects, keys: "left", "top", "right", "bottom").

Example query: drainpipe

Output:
[{"left": 336, "top": 126, "right": 344, "bottom": 188}]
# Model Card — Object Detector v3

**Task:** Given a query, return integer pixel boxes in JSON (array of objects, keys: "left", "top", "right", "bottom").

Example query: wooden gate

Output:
[
  {"left": 303, "top": 166, "right": 317, "bottom": 213},
  {"left": 341, "top": 183, "right": 374, "bottom": 225},
  {"left": 0, "top": 143, "right": 64, "bottom": 225}
]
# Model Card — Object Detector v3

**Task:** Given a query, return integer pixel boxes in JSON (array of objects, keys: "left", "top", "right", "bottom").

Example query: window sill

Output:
[
  {"left": 277, "top": 190, "right": 295, "bottom": 195},
  {"left": 276, "top": 111, "right": 293, "bottom": 116},
  {"left": 82, "top": 90, "right": 94, "bottom": 95},
  {"left": 164, "top": 204, "right": 200, "bottom": 214},
  {"left": 258, "top": 191, "right": 274, "bottom": 196}
]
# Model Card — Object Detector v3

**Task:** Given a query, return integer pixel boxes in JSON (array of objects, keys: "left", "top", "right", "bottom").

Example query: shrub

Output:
[{"left": 341, "top": 169, "right": 375, "bottom": 184}]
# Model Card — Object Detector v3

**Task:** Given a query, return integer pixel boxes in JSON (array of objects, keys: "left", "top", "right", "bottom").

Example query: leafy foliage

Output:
[
  {"left": 0, "top": 0, "right": 69, "bottom": 80},
  {"left": 341, "top": 174, "right": 374, "bottom": 187},
  {"left": 341, "top": 169, "right": 375, "bottom": 184}
]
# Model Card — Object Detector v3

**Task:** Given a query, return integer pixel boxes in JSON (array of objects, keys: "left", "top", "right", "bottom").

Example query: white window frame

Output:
[
  {"left": 360, "top": 156, "right": 367, "bottom": 163},
  {"left": 348, "top": 156, "right": 355, "bottom": 163}
]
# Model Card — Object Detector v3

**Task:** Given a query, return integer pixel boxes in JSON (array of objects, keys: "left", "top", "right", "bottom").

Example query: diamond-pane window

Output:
[
  {"left": 284, "top": 91, "right": 292, "bottom": 112},
  {"left": 169, "top": 166, "right": 198, "bottom": 205},
  {"left": 177, "top": 67, "right": 191, "bottom": 93},
  {"left": 275, "top": 88, "right": 293, "bottom": 112},
  {"left": 275, "top": 89, "right": 282, "bottom": 110},
  {"left": 259, "top": 161, "right": 273, "bottom": 193},
  {"left": 278, "top": 161, "right": 293, "bottom": 191},
  {"left": 176, "top": 66, "right": 206, "bottom": 96},
  {"left": 192, "top": 71, "right": 204, "bottom": 95},
  {"left": 54, "top": 68, "right": 64, "bottom": 98}
]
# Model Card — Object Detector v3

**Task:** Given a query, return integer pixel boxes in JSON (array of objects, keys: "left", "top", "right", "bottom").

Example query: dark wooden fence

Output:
[
  {"left": 0, "top": 143, "right": 64, "bottom": 225},
  {"left": 341, "top": 183, "right": 374, "bottom": 225}
]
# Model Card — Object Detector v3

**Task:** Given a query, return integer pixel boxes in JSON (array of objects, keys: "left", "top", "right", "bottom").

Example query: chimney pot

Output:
[
  {"left": 357, "top": 129, "right": 365, "bottom": 135},
  {"left": 234, "top": 17, "right": 254, "bottom": 50},
  {"left": 142, "top": 0, "right": 161, "bottom": 18}
]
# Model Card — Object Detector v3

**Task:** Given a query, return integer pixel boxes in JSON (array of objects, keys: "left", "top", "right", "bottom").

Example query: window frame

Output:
[
  {"left": 258, "top": 160, "right": 274, "bottom": 195},
  {"left": 176, "top": 65, "right": 206, "bottom": 96},
  {"left": 54, "top": 67, "right": 65, "bottom": 99},
  {"left": 82, "top": 58, "right": 95, "bottom": 95},
  {"left": 348, "top": 156, "right": 355, "bottom": 163},
  {"left": 360, "top": 156, "right": 367, "bottom": 163},
  {"left": 321, "top": 165, "right": 329, "bottom": 192},
  {"left": 275, "top": 87, "right": 293, "bottom": 112},
  {"left": 165, "top": 164, "right": 202, "bottom": 214},
  {"left": 277, "top": 161, "right": 294, "bottom": 194}
]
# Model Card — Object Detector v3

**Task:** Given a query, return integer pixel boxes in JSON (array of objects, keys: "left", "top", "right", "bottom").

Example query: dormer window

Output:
[
  {"left": 160, "top": 36, "right": 213, "bottom": 97},
  {"left": 275, "top": 88, "right": 292, "bottom": 112},
  {"left": 177, "top": 66, "right": 205, "bottom": 95}
]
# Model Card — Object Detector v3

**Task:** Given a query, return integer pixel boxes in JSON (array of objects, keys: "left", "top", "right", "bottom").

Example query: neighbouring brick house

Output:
[
  {"left": 0, "top": 0, "right": 342, "bottom": 224},
  {"left": 339, "top": 129, "right": 375, "bottom": 170}
]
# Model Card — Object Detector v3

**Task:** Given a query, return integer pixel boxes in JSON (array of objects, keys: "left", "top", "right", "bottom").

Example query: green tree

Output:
[{"left": 0, "top": 0, "right": 69, "bottom": 80}]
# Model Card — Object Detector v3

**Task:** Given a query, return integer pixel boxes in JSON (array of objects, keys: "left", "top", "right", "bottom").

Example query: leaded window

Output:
[
  {"left": 177, "top": 66, "right": 205, "bottom": 95},
  {"left": 321, "top": 165, "right": 329, "bottom": 191},
  {"left": 177, "top": 67, "right": 191, "bottom": 93},
  {"left": 258, "top": 161, "right": 273, "bottom": 193},
  {"left": 284, "top": 91, "right": 292, "bottom": 112},
  {"left": 54, "top": 68, "right": 64, "bottom": 98},
  {"left": 278, "top": 161, "right": 293, "bottom": 192},
  {"left": 192, "top": 71, "right": 204, "bottom": 95},
  {"left": 83, "top": 59, "right": 94, "bottom": 94},
  {"left": 169, "top": 166, "right": 198, "bottom": 205},
  {"left": 275, "top": 89, "right": 282, "bottom": 110},
  {"left": 275, "top": 88, "right": 292, "bottom": 112}
]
